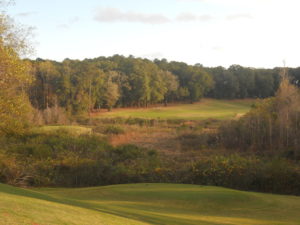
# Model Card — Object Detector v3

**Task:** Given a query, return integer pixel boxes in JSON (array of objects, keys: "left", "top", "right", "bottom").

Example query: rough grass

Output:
[
  {"left": 32, "top": 125, "right": 92, "bottom": 135},
  {"left": 94, "top": 99, "right": 254, "bottom": 120},
  {"left": 1, "top": 183, "right": 300, "bottom": 225}
]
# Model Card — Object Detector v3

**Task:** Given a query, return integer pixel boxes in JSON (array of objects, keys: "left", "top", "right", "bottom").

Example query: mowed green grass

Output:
[
  {"left": 1, "top": 183, "right": 300, "bottom": 225},
  {"left": 96, "top": 99, "right": 254, "bottom": 120}
]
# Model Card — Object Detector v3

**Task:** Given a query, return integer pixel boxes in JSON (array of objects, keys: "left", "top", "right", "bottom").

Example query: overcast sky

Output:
[{"left": 7, "top": 0, "right": 300, "bottom": 68}]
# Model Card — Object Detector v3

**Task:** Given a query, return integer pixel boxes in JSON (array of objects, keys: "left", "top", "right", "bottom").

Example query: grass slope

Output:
[
  {"left": 95, "top": 99, "right": 254, "bottom": 120},
  {"left": 0, "top": 183, "right": 147, "bottom": 225},
  {"left": 1, "top": 183, "right": 300, "bottom": 225}
]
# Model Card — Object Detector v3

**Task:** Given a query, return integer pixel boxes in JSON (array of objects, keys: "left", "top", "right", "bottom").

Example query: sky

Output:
[{"left": 6, "top": 0, "right": 300, "bottom": 68}]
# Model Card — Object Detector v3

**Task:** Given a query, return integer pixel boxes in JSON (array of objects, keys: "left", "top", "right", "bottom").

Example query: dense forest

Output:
[
  {"left": 27, "top": 55, "right": 300, "bottom": 116},
  {"left": 28, "top": 56, "right": 213, "bottom": 114}
]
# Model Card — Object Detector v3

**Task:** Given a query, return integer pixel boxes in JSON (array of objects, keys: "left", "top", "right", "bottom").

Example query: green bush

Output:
[{"left": 103, "top": 125, "right": 125, "bottom": 135}]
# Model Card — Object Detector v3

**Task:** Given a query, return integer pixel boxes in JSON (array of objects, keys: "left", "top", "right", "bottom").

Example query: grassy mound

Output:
[
  {"left": 0, "top": 183, "right": 147, "bottom": 225},
  {"left": 95, "top": 99, "right": 254, "bottom": 120},
  {"left": 1, "top": 183, "right": 300, "bottom": 225}
]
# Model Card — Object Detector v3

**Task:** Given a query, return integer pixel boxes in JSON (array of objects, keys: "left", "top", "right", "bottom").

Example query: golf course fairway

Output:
[{"left": 1, "top": 183, "right": 300, "bottom": 225}]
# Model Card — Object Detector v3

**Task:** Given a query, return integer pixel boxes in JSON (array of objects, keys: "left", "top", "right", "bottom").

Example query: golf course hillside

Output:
[
  {"left": 1, "top": 183, "right": 300, "bottom": 225},
  {"left": 2, "top": 1, "right": 300, "bottom": 224},
  {"left": 93, "top": 99, "right": 254, "bottom": 120}
]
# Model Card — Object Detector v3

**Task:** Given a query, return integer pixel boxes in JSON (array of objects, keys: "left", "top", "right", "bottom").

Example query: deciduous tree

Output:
[{"left": 0, "top": 10, "right": 33, "bottom": 134}]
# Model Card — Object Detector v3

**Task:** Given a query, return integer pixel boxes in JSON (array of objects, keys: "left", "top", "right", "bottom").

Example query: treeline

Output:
[
  {"left": 155, "top": 60, "right": 282, "bottom": 99},
  {"left": 27, "top": 55, "right": 300, "bottom": 115},
  {"left": 206, "top": 65, "right": 281, "bottom": 99},
  {"left": 28, "top": 56, "right": 213, "bottom": 115}
]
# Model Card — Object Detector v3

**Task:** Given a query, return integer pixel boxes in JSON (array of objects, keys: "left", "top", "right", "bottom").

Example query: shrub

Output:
[
  {"left": 177, "top": 131, "right": 219, "bottom": 150},
  {"left": 2, "top": 129, "right": 300, "bottom": 195},
  {"left": 187, "top": 155, "right": 300, "bottom": 195},
  {"left": 103, "top": 125, "right": 125, "bottom": 135},
  {"left": 1, "top": 131, "right": 161, "bottom": 187}
]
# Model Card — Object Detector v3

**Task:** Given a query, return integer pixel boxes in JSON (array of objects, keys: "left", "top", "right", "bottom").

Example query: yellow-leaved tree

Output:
[{"left": 0, "top": 4, "right": 33, "bottom": 135}]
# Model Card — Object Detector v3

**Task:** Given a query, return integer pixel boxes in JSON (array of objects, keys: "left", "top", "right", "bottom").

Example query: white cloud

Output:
[
  {"left": 57, "top": 17, "right": 80, "bottom": 30},
  {"left": 57, "top": 24, "right": 69, "bottom": 29},
  {"left": 94, "top": 8, "right": 170, "bottom": 24},
  {"left": 94, "top": 8, "right": 216, "bottom": 24},
  {"left": 16, "top": 11, "right": 37, "bottom": 17},
  {"left": 69, "top": 17, "right": 80, "bottom": 24},
  {"left": 199, "top": 15, "right": 213, "bottom": 21},
  {"left": 176, "top": 13, "right": 213, "bottom": 22},
  {"left": 176, "top": 13, "right": 197, "bottom": 22},
  {"left": 226, "top": 14, "right": 253, "bottom": 20}
]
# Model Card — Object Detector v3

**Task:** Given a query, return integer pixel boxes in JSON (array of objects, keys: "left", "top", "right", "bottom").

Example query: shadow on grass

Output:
[
  {"left": 0, "top": 183, "right": 226, "bottom": 225},
  {"left": 0, "top": 184, "right": 274, "bottom": 225},
  {"left": 0, "top": 183, "right": 142, "bottom": 223}
]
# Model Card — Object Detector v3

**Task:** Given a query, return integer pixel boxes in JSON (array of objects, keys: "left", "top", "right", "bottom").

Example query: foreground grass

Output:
[
  {"left": 1, "top": 183, "right": 300, "bottom": 225},
  {"left": 0, "top": 183, "right": 147, "bottom": 225},
  {"left": 95, "top": 99, "right": 254, "bottom": 120}
]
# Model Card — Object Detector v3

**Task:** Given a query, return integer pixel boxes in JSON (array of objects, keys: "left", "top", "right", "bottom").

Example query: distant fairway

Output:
[
  {"left": 95, "top": 99, "right": 254, "bottom": 120},
  {"left": 1, "top": 183, "right": 300, "bottom": 225}
]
